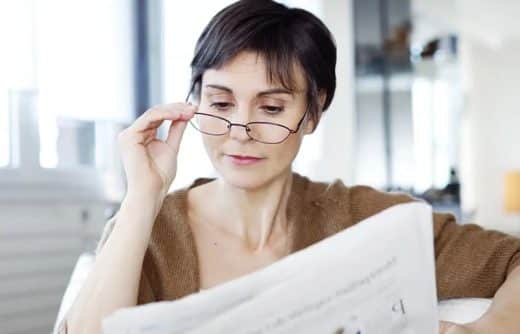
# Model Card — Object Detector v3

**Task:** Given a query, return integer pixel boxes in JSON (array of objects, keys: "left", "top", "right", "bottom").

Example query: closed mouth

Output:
[{"left": 227, "top": 154, "right": 263, "bottom": 160}]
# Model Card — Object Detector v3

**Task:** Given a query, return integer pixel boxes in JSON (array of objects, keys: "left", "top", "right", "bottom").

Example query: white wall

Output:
[
  {"left": 460, "top": 39, "right": 520, "bottom": 234},
  {"left": 293, "top": 0, "right": 356, "bottom": 185},
  {"left": 412, "top": 0, "right": 520, "bottom": 233}
]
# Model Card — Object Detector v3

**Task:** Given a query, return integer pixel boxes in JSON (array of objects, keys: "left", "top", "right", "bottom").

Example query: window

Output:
[
  {"left": 0, "top": 0, "right": 35, "bottom": 168},
  {"left": 1, "top": 0, "right": 134, "bottom": 171},
  {"left": 35, "top": 0, "right": 134, "bottom": 169},
  {"left": 0, "top": 104, "right": 9, "bottom": 168}
]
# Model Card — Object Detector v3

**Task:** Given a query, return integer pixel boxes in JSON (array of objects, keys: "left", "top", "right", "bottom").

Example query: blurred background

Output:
[{"left": 1, "top": 0, "right": 520, "bottom": 333}]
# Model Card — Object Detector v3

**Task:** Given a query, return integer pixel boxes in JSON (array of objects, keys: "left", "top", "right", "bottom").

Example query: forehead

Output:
[{"left": 201, "top": 51, "right": 306, "bottom": 94}]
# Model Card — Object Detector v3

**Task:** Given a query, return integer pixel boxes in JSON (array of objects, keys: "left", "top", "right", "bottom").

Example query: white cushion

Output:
[
  {"left": 438, "top": 298, "right": 492, "bottom": 324},
  {"left": 53, "top": 253, "right": 95, "bottom": 333}
]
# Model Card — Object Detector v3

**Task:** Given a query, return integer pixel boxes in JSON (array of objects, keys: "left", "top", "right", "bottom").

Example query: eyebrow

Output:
[{"left": 204, "top": 84, "right": 294, "bottom": 97}]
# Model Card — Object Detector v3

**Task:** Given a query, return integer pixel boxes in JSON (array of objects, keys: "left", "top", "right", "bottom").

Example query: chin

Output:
[
  {"left": 214, "top": 158, "right": 288, "bottom": 191},
  {"left": 218, "top": 166, "right": 272, "bottom": 190}
]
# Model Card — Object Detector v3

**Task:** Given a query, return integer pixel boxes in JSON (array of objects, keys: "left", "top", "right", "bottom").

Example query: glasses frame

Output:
[{"left": 189, "top": 110, "right": 308, "bottom": 144}]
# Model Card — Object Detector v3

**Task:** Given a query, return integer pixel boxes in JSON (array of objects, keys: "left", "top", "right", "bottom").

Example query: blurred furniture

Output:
[
  {"left": 1, "top": 202, "right": 107, "bottom": 334},
  {"left": 504, "top": 171, "right": 520, "bottom": 213},
  {"left": 52, "top": 253, "right": 95, "bottom": 333},
  {"left": 1, "top": 89, "right": 125, "bottom": 334},
  {"left": 438, "top": 298, "right": 491, "bottom": 324}
]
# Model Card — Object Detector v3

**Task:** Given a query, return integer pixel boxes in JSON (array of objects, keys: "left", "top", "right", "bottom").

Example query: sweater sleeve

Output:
[
  {"left": 347, "top": 184, "right": 520, "bottom": 300},
  {"left": 434, "top": 212, "right": 520, "bottom": 300}
]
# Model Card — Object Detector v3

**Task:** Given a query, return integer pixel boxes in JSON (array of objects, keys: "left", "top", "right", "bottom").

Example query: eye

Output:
[
  {"left": 210, "top": 102, "right": 233, "bottom": 111},
  {"left": 261, "top": 105, "right": 284, "bottom": 114}
]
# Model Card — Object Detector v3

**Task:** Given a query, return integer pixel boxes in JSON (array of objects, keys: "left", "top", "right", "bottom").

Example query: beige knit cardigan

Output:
[{"left": 58, "top": 172, "right": 520, "bottom": 333}]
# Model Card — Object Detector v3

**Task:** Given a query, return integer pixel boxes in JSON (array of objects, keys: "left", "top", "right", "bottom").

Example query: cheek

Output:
[
  {"left": 199, "top": 129, "right": 304, "bottom": 170},
  {"left": 197, "top": 103, "right": 212, "bottom": 114},
  {"left": 270, "top": 134, "right": 303, "bottom": 164},
  {"left": 201, "top": 135, "right": 222, "bottom": 158}
]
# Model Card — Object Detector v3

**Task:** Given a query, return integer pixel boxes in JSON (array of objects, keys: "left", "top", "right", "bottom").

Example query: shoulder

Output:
[
  {"left": 347, "top": 185, "right": 419, "bottom": 222},
  {"left": 159, "top": 176, "right": 216, "bottom": 219},
  {"left": 296, "top": 173, "right": 419, "bottom": 224},
  {"left": 95, "top": 176, "right": 214, "bottom": 254}
]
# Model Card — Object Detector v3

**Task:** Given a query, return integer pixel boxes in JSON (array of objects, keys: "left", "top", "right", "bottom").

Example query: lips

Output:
[
  {"left": 228, "top": 154, "right": 261, "bottom": 159},
  {"left": 225, "top": 154, "right": 264, "bottom": 165}
]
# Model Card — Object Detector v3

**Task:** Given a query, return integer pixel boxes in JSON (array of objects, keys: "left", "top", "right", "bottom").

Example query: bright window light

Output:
[
  {"left": 0, "top": 0, "right": 38, "bottom": 168},
  {"left": 32, "top": 0, "right": 134, "bottom": 168}
]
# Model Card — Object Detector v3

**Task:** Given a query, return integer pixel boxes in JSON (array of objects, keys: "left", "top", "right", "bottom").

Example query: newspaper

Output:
[{"left": 103, "top": 202, "right": 438, "bottom": 334}]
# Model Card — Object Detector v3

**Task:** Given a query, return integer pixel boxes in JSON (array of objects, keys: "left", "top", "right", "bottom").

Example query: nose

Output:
[{"left": 228, "top": 112, "right": 253, "bottom": 142}]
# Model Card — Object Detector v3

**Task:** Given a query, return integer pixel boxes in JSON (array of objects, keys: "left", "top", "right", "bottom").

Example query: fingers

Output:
[
  {"left": 165, "top": 119, "right": 189, "bottom": 153},
  {"left": 119, "top": 103, "right": 196, "bottom": 147},
  {"left": 439, "top": 321, "right": 455, "bottom": 333},
  {"left": 131, "top": 103, "right": 196, "bottom": 132}
]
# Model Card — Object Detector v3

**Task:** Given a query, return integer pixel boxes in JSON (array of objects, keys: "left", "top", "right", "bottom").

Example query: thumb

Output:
[
  {"left": 439, "top": 321, "right": 456, "bottom": 333},
  {"left": 165, "top": 119, "right": 189, "bottom": 153}
]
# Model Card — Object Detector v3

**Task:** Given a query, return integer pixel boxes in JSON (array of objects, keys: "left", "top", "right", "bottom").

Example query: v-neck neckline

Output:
[{"left": 173, "top": 172, "right": 310, "bottom": 292}]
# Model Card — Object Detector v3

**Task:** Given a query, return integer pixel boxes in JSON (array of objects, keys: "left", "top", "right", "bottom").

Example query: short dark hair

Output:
[{"left": 187, "top": 0, "right": 337, "bottom": 130}]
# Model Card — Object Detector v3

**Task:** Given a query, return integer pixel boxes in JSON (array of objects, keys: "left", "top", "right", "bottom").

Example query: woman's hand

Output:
[
  {"left": 440, "top": 267, "right": 520, "bottom": 334},
  {"left": 439, "top": 321, "right": 477, "bottom": 334},
  {"left": 118, "top": 102, "right": 196, "bottom": 200},
  {"left": 63, "top": 104, "right": 195, "bottom": 334}
]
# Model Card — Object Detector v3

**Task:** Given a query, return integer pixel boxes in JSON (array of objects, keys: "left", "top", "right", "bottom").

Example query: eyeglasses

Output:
[{"left": 189, "top": 111, "right": 308, "bottom": 144}]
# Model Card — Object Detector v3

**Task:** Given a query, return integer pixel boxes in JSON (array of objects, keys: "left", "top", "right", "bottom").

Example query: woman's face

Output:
[{"left": 197, "top": 51, "right": 315, "bottom": 189}]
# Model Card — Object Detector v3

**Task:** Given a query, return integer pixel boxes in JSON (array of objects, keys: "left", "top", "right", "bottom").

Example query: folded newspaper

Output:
[{"left": 103, "top": 202, "right": 438, "bottom": 333}]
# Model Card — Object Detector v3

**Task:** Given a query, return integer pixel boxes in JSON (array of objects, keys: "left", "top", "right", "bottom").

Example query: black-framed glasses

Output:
[{"left": 189, "top": 111, "right": 308, "bottom": 144}]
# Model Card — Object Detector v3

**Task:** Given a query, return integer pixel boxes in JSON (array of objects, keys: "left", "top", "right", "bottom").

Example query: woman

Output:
[{"left": 61, "top": 1, "right": 520, "bottom": 333}]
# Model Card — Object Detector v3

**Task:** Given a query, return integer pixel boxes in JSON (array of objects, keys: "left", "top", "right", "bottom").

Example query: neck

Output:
[{"left": 214, "top": 169, "right": 294, "bottom": 253}]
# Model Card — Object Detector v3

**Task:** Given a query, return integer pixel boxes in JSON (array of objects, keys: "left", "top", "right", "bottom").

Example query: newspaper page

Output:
[{"left": 103, "top": 202, "right": 438, "bottom": 334}]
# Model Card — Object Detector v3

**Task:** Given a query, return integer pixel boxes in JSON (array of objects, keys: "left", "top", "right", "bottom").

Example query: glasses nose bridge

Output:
[
  {"left": 226, "top": 120, "right": 253, "bottom": 142},
  {"left": 227, "top": 122, "right": 251, "bottom": 132}
]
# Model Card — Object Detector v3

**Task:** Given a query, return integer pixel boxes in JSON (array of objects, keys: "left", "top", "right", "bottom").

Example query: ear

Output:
[
  {"left": 303, "top": 90, "right": 327, "bottom": 134},
  {"left": 318, "top": 89, "right": 326, "bottom": 110}
]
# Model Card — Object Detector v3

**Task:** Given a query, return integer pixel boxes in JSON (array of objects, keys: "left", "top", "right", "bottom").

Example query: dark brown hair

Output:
[{"left": 187, "top": 0, "right": 337, "bottom": 130}]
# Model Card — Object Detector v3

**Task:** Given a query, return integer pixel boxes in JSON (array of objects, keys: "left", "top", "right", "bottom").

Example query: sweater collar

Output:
[{"left": 172, "top": 172, "right": 322, "bottom": 291}]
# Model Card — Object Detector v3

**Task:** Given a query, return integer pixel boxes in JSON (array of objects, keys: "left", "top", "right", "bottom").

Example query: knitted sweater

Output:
[{"left": 97, "top": 172, "right": 520, "bottom": 304}]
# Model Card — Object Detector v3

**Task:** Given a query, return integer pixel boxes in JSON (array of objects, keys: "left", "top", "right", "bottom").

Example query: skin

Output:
[
  {"left": 439, "top": 266, "right": 520, "bottom": 333},
  {"left": 62, "top": 51, "right": 520, "bottom": 333},
  {"left": 63, "top": 102, "right": 196, "bottom": 333},
  {"left": 188, "top": 52, "right": 520, "bottom": 333},
  {"left": 187, "top": 52, "right": 318, "bottom": 289},
  {"left": 62, "top": 51, "right": 322, "bottom": 333}
]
